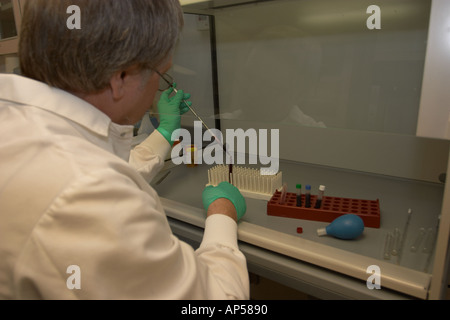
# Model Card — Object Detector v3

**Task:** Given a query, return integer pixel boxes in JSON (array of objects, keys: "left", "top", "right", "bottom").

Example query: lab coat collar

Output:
[{"left": 0, "top": 74, "right": 115, "bottom": 138}]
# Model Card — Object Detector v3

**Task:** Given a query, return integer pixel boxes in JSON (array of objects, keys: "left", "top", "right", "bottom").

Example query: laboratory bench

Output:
[
  {"left": 153, "top": 159, "right": 444, "bottom": 300},
  {"left": 2, "top": 0, "right": 450, "bottom": 300}
]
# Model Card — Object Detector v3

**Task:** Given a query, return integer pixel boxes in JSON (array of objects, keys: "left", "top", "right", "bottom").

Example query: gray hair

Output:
[{"left": 19, "top": 0, "right": 184, "bottom": 93}]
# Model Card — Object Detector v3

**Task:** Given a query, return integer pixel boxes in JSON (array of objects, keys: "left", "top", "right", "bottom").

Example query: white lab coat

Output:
[{"left": 0, "top": 74, "right": 249, "bottom": 300}]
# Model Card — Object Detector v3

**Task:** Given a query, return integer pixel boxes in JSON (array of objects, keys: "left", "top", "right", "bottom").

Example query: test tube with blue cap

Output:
[{"left": 305, "top": 185, "right": 311, "bottom": 208}]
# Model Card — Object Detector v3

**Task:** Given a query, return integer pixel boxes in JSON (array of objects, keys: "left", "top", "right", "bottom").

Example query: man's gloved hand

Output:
[
  {"left": 202, "top": 182, "right": 247, "bottom": 221},
  {"left": 156, "top": 87, "right": 191, "bottom": 145}
]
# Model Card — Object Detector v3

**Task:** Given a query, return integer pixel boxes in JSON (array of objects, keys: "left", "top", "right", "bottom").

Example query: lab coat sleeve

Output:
[
  {"left": 129, "top": 130, "right": 171, "bottom": 183},
  {"left": 196, "top": 214, "right": 250, "bottom": 299},
  {"left": 13, "top": 167, "right": 249, "bottom": 300}
]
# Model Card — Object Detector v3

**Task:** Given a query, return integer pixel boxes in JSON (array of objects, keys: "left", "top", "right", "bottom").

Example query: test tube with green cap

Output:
[{"left": 296, "top": 184, "right": 302, "bottom": 207}]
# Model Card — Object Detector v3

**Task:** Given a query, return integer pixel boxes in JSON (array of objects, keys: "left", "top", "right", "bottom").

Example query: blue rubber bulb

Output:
[{"left": 317, "top": 214, "right": 365, "bottom": 240}]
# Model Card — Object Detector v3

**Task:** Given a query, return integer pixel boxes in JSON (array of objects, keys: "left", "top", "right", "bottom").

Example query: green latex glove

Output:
[
  {"left": 202, "top": 182, "right": 247, "bottom": 221},
  {"left": 156, "top": 87, "right": 191, "bottom": 145}
]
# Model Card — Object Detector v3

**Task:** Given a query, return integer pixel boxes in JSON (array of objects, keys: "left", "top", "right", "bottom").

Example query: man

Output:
[{"left": 0, "top": 0, "right": 249, "bottom": 299}]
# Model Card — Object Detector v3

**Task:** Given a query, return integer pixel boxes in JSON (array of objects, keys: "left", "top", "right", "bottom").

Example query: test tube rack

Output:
[
  {"left": 267, "top": 191, "right": 381, "bottom": 228},
  {"left": 207, "top": 165, "right": 283, "bottom": 201}
]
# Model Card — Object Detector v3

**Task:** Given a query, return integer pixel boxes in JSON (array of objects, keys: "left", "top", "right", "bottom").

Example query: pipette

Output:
[
  {"left": 422, "top": 227, "right": 434, "bottom": 254},
  {"left": 410, "top": 228, "right": 426, "bottom": 252},
  {"left": 391, "top": 227, "right": 401, "bottom": 256},
  {"left": 162, "top": 78, "right": 234, "bottom": 183},
  {"left": 397, "top": 208, "right": 412, "bottom": 264},
  {"left": 383, "top": 232, "right": 394, "bottom": 260}
]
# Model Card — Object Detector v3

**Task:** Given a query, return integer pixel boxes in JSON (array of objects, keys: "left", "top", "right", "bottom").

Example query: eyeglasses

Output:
[{"left": 156, "top": 71, "right": 175, "bottom": 92}]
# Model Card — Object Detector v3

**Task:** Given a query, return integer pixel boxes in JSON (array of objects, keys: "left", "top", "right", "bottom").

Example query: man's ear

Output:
[{"left": 109, "top": 70, "right": 127, "bottom": 101}]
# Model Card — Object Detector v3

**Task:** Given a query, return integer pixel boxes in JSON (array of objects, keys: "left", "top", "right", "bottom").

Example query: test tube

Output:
[
  {"left": 398, "top": 209, "right": 412, "bottom": 265},
  {"left": 410, "top": 228, "right": 426, "bottom": 253},
  {"left": 383, "top": 232, "right": 394, "bottom": 260},
  {"left": 305, "top": 185, "right": 311, "bottom": 208},
  {"left": 314, "top": 185, "right": 326, "bottom": 209},
  {"left": 391, "top": 228, "right": 402, "bottom": 256},
  {"left": 296, "top": 184, "right": 302, "bottom": 207},
  {"left": 423, "top": 216, "right": 441, "bottom": 273},
  {"left": 422, "top": 228, "right": 434, "bottom": 254}
]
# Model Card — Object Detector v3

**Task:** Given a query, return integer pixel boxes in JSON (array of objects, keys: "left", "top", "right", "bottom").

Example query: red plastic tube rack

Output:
[{"left": 267, "top": 191, "right": 381, "bottom": 228}]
